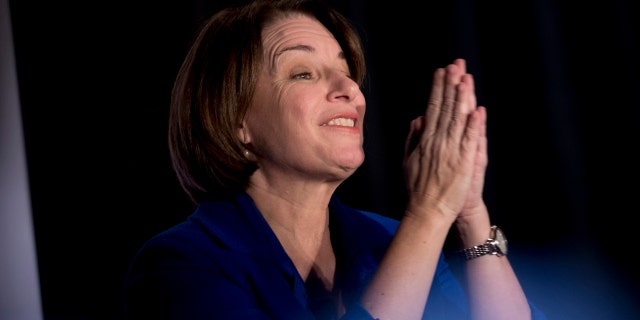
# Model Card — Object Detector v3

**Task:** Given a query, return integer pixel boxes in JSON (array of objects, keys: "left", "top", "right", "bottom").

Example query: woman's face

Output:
[{"left": 242, "top": 14, "right": 366, "bottom": 183}]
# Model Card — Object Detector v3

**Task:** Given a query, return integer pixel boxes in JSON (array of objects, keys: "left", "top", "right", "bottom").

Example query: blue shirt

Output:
[{"left": 123, "top": 193, "right": 547, "bottom": 319}]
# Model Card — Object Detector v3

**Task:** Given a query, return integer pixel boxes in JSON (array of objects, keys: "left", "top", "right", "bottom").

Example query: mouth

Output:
[{"left": 322, "top": 117, "right": 356, "bottom": 127}]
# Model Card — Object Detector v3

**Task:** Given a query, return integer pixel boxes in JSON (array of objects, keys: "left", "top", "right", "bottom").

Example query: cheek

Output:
[
  {"left": 245, "top": 110, "right": 275, "bottom": 144},
  {"left": 245, "top": 83, "right": 281, "bottom": 140},
  {"left": 247, "top": 81, "right": 318, "bottom": 141},
  {"left": 245, "top": 103, "right": 293, "bottom": 147}
]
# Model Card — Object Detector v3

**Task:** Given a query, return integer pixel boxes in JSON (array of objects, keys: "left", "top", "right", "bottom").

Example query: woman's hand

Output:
[
  {"left": 458, "top": 64, "right": 488, "bottom": 220},
  {"left": 402, "top": 59, "right": 486, "bottom": 223}
]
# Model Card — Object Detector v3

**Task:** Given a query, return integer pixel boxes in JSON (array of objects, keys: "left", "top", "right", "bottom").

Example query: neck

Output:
[
  {"left": 246, "top": 172, "right": 338, "bottom": 233},
  {"left": 245, "top": 177, "right": 337, "bottom": 285}
]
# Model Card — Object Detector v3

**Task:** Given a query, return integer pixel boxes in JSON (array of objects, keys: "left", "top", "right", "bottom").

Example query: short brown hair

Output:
[{"left": 168, "top": 0, "right": 367, "bottom": 203}]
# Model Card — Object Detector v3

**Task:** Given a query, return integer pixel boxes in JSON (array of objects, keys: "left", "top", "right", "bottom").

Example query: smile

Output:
[{"left": 322, "top": 118, "right": 355, "bottom": 127}]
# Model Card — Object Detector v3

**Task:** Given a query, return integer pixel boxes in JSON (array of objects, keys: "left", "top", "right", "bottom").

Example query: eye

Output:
[{"left": 292, "top": 72, "right": 313, "bottom": 80}]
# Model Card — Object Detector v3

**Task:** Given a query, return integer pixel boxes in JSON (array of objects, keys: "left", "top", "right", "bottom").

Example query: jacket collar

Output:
[{"left": 190, "top": 192, "right": 394, "bottom": 290}]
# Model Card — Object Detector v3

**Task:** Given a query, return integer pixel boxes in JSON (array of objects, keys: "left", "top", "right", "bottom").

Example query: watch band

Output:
[
  {"left": 459, "top": 225, "right": 506, "bottom": 261},
  {"left": 460, "top": 243, "right": 493, "bottom": 260}
]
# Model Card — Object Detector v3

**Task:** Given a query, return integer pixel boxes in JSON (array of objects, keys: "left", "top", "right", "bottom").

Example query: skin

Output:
[
  {"left": 242, "top": 14, "right": 531, "bottom": 320},
  {"left": 241, "top": 14, "right": 364, "bottom": 298},
  {"left": 362, "top": 60, "right": 531, "bottom": 320}
]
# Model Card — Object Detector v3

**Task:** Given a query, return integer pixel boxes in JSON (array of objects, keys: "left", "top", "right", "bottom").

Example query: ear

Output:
[{"left": 237, "top": 120, "right": 251, "bottom": 144}]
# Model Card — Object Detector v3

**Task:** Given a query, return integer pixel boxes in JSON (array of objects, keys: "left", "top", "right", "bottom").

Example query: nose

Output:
[{"left": 327, "top": 71, "right": 361, "bottom": 102}]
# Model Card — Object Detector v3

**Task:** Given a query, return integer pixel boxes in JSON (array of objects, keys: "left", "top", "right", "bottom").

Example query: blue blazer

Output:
[{"left": 123, "top": 193, "right": 547, "bottom": 319}]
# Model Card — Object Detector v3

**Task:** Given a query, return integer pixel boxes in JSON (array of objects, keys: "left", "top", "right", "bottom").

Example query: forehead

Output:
[{"left": 261, "top": 14, "right": 339, "bottom": 55}]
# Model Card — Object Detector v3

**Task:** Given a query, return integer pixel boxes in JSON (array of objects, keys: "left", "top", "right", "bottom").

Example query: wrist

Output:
[
  {"left": 404, "top": 199, "right": 458, "bottom": 225},
  {"left": 459, "top": 225, "right": 508, "bottom": 260},
  {"left": 460, "top": 201, "right": 488, "bottom": 217},
  {"left": 454, "top": 210, "right": 491, "bottom": 248}
]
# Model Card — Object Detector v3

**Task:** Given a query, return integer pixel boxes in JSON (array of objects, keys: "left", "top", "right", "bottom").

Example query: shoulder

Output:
[
  {"left": 135, "top": 196, "right": 273, "bottom": 254},
  {"left": 125, "top": 213, "right": 221, "bottom": 277},
  {"left": 127, "top": 195, "right": 274, "bottom": 274}
]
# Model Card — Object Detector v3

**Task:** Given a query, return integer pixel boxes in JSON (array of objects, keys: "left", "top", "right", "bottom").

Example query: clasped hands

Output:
[{"left": 403, "top": 59, "right": 488, "bottom": 225}]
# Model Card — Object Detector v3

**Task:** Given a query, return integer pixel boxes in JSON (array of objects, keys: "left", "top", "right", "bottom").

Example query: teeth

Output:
[{"left": 325, "top": 118, "right": 355, "bottom": 127}]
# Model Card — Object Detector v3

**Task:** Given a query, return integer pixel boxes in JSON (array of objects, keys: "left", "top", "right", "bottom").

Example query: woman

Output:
[{"left": 123, "top": 0, "right": 547, "bottom": 319}]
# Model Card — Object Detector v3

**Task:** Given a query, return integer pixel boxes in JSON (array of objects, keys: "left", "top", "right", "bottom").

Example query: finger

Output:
[
  {"left": 424, "top": 59, "right": 465, "bottom": 123},
  {"left": 454, "top": 59, "right": 476, "bottom": 115},
  {"left": 460, "top": 107, "right": 483, "bottom": 160},
  {"left": 453, "top": 58, "right": 467, "bottom": 74},
  {"left": 460, "top": 73, "right": 477, "bottom": 114},
  {"left": 436, "top": 63, "right": 467, "bottom": 138},
  {"left": 404, "top": 116, "right": 424, "bottom": 162},
  {"left": 423, "top": 67, "right": 445, "bottom": 139},
  {"left": 477, "top": 106, "right": 487, "bottom": 162},
  {"left": 478, "top": 106, "right": 486, "bottom": 139},
  {"left": 446, "top": 77, "right": 473, "bottom": 144},
  {"left": 439, "top": 65, "right": 459, "bottom": 124},
  {"left": 422, "top": 60, "right": 467, "bottom": 145}
]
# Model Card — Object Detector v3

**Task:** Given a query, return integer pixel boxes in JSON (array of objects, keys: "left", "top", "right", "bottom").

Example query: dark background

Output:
[{"left": 8, "top": 0, "right": 640, "bottom": 319}]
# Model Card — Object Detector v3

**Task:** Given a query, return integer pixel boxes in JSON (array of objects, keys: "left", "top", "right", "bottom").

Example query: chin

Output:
[{"left": 337, "top": 150, "right": 365, "bottom": 170}]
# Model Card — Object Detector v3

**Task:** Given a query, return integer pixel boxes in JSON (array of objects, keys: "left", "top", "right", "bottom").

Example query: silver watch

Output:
[{"left": 460, "top": 225, "right": 508, "bottom": 260}]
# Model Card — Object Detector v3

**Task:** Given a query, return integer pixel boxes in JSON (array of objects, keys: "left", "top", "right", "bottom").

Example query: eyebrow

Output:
[
  {"left": 270, "top": 44, "right": 347, "bottom": 73},
  {"left": 275, "top": 44, "right": 315, "bottom": 57},
  {"left": 274, "top": 44, "right": 346, "bottom": 62}
]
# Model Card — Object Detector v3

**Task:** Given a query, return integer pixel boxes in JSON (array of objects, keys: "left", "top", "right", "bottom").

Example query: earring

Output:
[{"left": 244, "top": 150, "right": 250, "bottom": 157}]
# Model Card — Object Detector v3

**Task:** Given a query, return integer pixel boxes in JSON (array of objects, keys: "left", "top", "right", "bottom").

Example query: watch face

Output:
[{"left": 495, "top": 228, "right": 508, "bottom": 255}]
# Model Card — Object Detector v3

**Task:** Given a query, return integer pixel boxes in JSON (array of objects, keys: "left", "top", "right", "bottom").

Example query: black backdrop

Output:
[{"left": 8, "top": 0, "right": 640, "bottom": 319}]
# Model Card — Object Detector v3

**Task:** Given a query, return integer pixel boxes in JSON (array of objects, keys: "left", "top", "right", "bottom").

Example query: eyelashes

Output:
[
  {"left": 290, "top": 71, "right": 352, "bottom": 80},
  {"left": 292, "top": 72, "right": 313, "bottom": 80}
]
